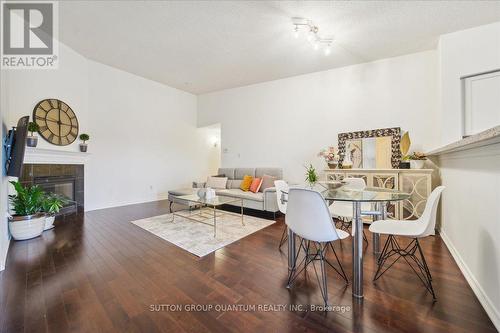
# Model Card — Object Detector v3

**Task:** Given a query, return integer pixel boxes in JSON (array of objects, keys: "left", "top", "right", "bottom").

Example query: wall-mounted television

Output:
[{"left": 4, "top": 116, "right": 29, "bottom": 177}]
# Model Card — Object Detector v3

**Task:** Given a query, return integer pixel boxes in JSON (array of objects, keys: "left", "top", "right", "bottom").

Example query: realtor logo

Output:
[{"left": 1, "top": 1, "right": 58, "bottom": 69}]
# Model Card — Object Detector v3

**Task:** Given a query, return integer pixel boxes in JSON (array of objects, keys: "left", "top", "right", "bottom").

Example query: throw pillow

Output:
[
  {"left": 240, "top": 175, "right": 253, "bottom": 191},
  {"left": 259, "top": 174, "right": 277, "bottom": 192},
  {"left": 249, "top": 178, "right": 262, "bottom": 193},
  {"left": 206, "top": 176, "right": 228, "bottom": 189}
]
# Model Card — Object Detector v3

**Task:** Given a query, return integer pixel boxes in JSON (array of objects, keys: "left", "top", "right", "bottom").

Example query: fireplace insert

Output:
[{"left": 34, "top": 175, "right": 78, "bottom": 215}]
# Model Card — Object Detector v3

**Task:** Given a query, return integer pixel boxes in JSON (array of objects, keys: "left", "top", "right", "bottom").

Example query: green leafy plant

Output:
[
  {"left": 9, "top": 181, "right": 44, "bottom": 216},
  {"left": 400, "top": 131, "right": 411, "bottom": 161},
  {"left": 42, "top": 194, "right": 67, "bottom": 215},
  {"left": 79, "top": 133, "right": 90, "bottom": 144},
  {"left": 408, "top": 152, "right": 427, "bottom": 160},
  {"left": 27, "top": 122, "right": 40, "bottom": 136},
  {"left": 305, "top": 164, "right": 318, "bottom": 185}
]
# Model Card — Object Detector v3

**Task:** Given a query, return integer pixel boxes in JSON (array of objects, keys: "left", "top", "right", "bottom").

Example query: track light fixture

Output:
[{"left": 291, "top": 17, "right": 334, "bottom": 56}]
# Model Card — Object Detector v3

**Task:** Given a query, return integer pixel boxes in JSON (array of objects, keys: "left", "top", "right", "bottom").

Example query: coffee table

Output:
[{"left": 170, "top": 194, "right": 244, "bottom": 237}]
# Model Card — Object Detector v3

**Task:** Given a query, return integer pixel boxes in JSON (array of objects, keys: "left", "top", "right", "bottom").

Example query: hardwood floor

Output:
[{"left": 0, "top": 200, "right": 496, "bottom": 333}]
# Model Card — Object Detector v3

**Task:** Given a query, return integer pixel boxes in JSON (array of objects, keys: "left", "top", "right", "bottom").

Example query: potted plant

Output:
[
  {"left": 26, "top": 122, "right": 40, "bottom": 147},
  {"left": 318, "top": 146, "right": 339, "bottom": 169},
  {"left": 399, "top": 131, "right": 411, "bottom": 169},
  {"left": 409, "top": 152, "right": 427, "bottom": 169},
  {"left": 305, "top": 164, "right": 318, "bottom": 188},
  {"left": 41, "top": 194, "right": 66, "bottom": 230},
  {"left": 79, "top": 133, "right": 90, "bottom": 152},
  {"left": 8, "top": 181, "right": 46, "bottom": 240}
]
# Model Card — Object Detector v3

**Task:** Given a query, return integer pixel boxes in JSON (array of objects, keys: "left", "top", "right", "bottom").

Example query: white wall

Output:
[
  {"left": 438, "top": 146, "right": 500, "bottom": 330},
  {"left": 86, "top": 60, "right": 210, "bottom": 210},
  {"left": 0, "top": 71, "right": 10, "bottom": 270},
  {"left": 437, "top": 22, "right": 500, "bottom": 330},
  {"left": 438, "top": 22, "right": 500, "bottom": 146},
  {"left": 198, "top": 50, "right": 439, "bottom": 182}
]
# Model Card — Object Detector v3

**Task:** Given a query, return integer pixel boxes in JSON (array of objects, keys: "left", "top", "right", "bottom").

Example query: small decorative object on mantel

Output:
[
  {"left": 41, "top": 193, "right": 66, "bottom": 230},
  {"left": 409, "top": 152, "right": 427, "bottom": 169},
  {"left": 318, "top": 146, "right": 339, "bottom": 169},
  {"left": 79, "top": 133, "right": 89, "bottom": 152},
  {"left": 26, "top": 122, "right": 40, "bottom": 147},
  {"left": 305, "top": 164, "right": 318, "bottom": 188},
  {"left": 8, "top": 181, "right": 46, "bottom": 241},
  {"left": 399, "top": 131, "right": 411, "bottom": 169}
]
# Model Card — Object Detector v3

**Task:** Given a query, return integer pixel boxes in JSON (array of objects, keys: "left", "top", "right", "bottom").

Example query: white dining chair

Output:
[
  {"left": 286, "top": 187, "right": 349, "bottom": 305},
  {"left": 329, "top": 177, "right": 371, "bottom": 243},
  {"left": 274, "top": 180, "right": 289, "bottom": 250},
  {"left": 369, "top": 186, "right": 445, "bottom": 300}
]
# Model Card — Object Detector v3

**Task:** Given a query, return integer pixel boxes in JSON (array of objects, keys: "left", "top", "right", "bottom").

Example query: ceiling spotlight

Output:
[
  {"left": 291, "top": 17, "right": 334, "bottom": 55},
  {"left": 291, "top": 17, "right": 309, "bottom": 26}
]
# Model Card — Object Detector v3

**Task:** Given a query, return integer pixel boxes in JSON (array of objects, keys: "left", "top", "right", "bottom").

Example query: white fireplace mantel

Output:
[{"left": 24, "top": 147, "right": 90, "bottom": 165}]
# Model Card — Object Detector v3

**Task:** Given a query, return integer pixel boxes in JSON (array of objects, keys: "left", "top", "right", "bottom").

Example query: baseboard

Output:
[
  {"left": 440, "top": 230, "right": 500, "bottom": 331},
  {"left": 86, "top": 195, "right": 170, "bottom": 212}
]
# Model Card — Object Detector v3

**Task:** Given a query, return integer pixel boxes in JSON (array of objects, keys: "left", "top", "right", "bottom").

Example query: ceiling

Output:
[{"left": 59, "top": 1, "right": 500, "bottom": 94}]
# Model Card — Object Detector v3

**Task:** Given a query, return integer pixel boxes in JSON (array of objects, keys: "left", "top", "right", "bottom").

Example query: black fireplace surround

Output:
[{"left": 19, "top": 164, "right": 84, "bottom": 214}]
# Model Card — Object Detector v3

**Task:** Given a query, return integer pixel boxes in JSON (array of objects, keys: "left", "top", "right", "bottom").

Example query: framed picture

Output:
[{"left": 338, "top": 127, "right": 401, "bottom": 169}]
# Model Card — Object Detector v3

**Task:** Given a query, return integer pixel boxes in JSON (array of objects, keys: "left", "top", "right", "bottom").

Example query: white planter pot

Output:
[
  {"left": 410, "top": 160, "right": 425, "bottom": 169},
  {"left": 9, "top": 213, "right": 46, "bottom": 241},
  {"left": 44, "top": 215, "right": 56, "bottom": 230}
]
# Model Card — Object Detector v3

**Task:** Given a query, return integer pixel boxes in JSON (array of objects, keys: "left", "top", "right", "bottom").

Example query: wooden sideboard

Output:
[{"left": 323, "top": 168, "right": 433, "bottom": 220}]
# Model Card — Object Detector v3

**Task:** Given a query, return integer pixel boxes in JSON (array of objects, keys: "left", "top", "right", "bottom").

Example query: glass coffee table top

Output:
[
  {"left": 320, "top": 187, "right": 410, "bottom": 202},
  {"left": 175, "top": 194, "right": 240, "bottom": 206},
  {"left": 289, "top": 184, "right": 410, "bottom": 203},
  {"left": 172, "top": 194, "right": 244, "bottom": 238}
]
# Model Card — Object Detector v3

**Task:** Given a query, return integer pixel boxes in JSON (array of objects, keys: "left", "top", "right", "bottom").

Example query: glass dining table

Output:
[{"left": 286, "top": 185, "right": 410, "bottom": 299}]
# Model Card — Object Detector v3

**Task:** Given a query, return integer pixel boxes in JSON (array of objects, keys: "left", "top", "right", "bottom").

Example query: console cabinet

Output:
[{"left": 324, "top": 168, "right": 433, "bottom": 220}]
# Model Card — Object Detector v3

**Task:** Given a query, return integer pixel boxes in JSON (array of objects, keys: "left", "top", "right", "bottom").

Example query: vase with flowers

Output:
[{"left": 318, "top": 146, "right": 339, "bottom": 169}]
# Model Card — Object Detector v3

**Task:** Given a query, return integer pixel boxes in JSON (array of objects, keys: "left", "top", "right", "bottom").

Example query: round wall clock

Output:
[{"left": 33, "top": 99, "right": 79, "bottom": 146}]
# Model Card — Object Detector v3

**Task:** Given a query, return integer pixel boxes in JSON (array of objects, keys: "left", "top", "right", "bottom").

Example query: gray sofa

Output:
[{"left": 168, "top": 167, "right": 282, "bottom": 213}]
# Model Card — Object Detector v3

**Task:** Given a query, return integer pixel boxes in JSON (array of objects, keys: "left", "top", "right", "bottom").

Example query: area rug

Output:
[{"left": 130, "top": 208, "right": 275, "bottom": 257}]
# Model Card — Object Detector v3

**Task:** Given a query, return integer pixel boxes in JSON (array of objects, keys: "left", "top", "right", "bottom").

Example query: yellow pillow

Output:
[{"left": 240, "top": 175, "right": 253, "bottom": 191}]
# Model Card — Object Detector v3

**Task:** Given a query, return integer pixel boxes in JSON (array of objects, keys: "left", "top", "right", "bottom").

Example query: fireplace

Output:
[{"left": 20, "top": 164, "right": 84, "bottom": 214}]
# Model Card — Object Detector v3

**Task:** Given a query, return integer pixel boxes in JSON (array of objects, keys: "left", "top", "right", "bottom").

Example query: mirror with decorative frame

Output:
[{"left": 338, "top": 127, "right": 401, "bottom": 169}]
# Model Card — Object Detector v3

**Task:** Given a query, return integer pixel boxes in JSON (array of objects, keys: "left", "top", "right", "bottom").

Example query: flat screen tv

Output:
[{"left": 5, "top": 116, "right": 29, "bottom": 177}]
